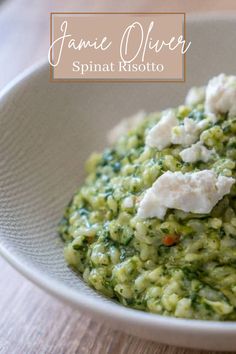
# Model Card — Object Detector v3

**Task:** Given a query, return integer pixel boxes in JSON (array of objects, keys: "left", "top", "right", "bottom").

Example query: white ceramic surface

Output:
[{"left": 0, "top": 15, "right": 236, "bottom": 351}]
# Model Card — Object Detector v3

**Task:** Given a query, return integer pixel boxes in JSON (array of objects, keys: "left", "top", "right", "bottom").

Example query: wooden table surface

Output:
[{"left": 0, "top": 1, "right": 236, "bottom": 353}]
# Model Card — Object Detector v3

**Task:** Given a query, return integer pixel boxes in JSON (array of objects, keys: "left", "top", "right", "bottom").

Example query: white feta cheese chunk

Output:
[
  {"left": 137, "top": 188, "right": 167, "bottom": 219},
  {"left": 146, "top": 111, "right": 216, "bottom": 152},
  {"left": 171, "top": 117, "right": 199, "bottom": 147},
  {"left": 185, "top": 86, "right": 205, "bottom": 106},
  {"left": 196, "top": 113, "right": 217, "bottom": 129},
  {"left": 108, "top": 111, "right": 146, "bottom": 144},
  {"left": 122, "top": 196, "right": 134, "bottom": 209},
  {"left": 180, "top": 142, "right": 215, "bottom": 163},
  {"left": 146, "top": 110, "right": 178, "bottom": 150},
  {"left": 137, "top": 170, "right": 235, "bottom": 219},
  {"left": 205, "top": 74, "right": 236, "bottom": 117}
]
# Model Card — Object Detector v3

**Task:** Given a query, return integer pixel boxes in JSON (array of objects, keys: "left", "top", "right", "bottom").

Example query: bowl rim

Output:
[{"left": 1, "top": 14, "right": 236, "bottom": 336}]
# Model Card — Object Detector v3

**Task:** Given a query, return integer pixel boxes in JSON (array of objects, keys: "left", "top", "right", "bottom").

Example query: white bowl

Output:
[{"left": 0, "top": 15, "right": 236, "bottom": 351}]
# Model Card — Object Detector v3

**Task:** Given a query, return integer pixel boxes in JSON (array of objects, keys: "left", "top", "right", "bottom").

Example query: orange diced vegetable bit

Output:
[{"left": 162, "top": 234, "right": 180, "bottom": 246}]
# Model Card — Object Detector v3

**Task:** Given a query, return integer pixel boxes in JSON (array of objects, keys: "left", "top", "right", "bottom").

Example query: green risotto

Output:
[{"left": 59, "top": 75, "right": 236, "bottom": 320}]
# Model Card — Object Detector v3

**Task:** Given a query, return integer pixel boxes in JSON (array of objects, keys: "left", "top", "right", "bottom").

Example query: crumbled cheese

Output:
[
  {"left": 205, "top": 74, "right": 236, "bottom": 117},
  {"left": 137, "top": 187, "right": 167, "bottom": 219},
  {"left": 185, "top": 86, "right": 205, "bottom": 106},
  {"left": 108, "top": 111, "right": 146, "bottom": 144},
  {"left": 147, "top": 112, "right": 213, "bottom": 151},
  {"left": 146, "top": 110, "right": 178, "bottom": 150},
  {"left": 137, "top": 170, "right": 235, "bottom": 219},
  {"left": 171, "top": 117, "right": 200, "bottom": 147},
  {"left": 123, "top": 196, "right": 134, "bottom": 209},
  {"left": 145, "top": 106, "right": 219, "bottom": 151},
  {"left": 197, "top": 113, "right": 217, "bottom": 129},
  {"left": 180, "top": 142, "right": 215, "bottom": 163}
]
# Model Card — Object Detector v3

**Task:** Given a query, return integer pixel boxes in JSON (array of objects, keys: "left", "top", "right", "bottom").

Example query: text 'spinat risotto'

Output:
[{"left": 59, "top": 74, "right": 236, "bottom": 320}]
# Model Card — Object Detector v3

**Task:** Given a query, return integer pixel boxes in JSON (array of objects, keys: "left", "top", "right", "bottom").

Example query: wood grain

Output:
[{"left": 0, "top": 1, "right": 236, "bottom": 353}]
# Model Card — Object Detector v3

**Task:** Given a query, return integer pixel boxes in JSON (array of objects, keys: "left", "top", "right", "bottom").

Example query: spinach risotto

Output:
[{"left": 59, "top": 74, "right": 236, "bottom": 320}]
